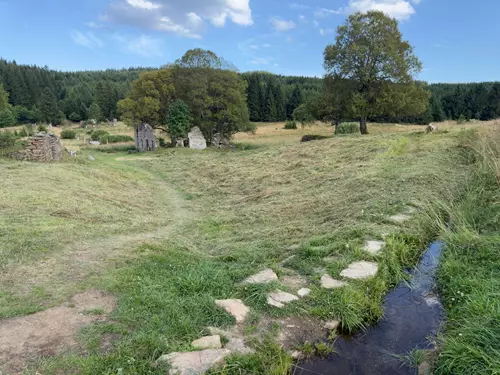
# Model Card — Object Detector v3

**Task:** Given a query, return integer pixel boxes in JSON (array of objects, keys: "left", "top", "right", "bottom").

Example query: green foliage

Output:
[
  {"left": 37, "top": 125, "right": 48, "bottom": 133},
  {"left": 40, "top": 87, "right": 61, "bottom": 125},
  {"left": 0, "top": 109, "right": 15, "bottom": 128},
  {"left": 0, "top": 83, "right": 11, "bottom": 111},
  {"left": 158, "top": 137, "right": 168, "bottom": 148},
  {"left": 19, "top": 125, "right": 33, "bottom": 137},
  {"left": 283, "top": 120, "right": 297, "bottom": 130},
  {"left": 166, "top": 100, "right": 192, "bottom": 143},
  {"left": 324, "top": 11, "right": 426, "bottom": 133},
  {"left": 0, "top": 130, "right": 17, "bottom": 148},
  {"left": 13, "top": 106, "right": 41, "bottom": 124},
  {"left": 457, "top": 114, "right": 467, "bottom": 124},
  {"left": 89, "top": 130, "right": 109, "bottom": 142},
  {"left": 293, "top": 104, "right": 314, "bottom": 127},
  {"left": 88, "top": 103, "right": 102, "bottom": 122},
  {"left": 61, "top": 129, "right": 77, "bottom": 139},
  {"left": 69, "top": 112, "right": 82, "bottom": 122},
  {"left": 335, "top": 122, "right": 359, "bottom": 134},
  {"left": 88, "top": 130, "right": 133, "bottom": 144}
]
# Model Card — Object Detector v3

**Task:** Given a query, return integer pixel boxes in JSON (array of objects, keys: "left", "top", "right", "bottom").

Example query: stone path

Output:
[
  {"left": 320, "top": 274, "right": 347, "bottom": 289},
  {"left": 158, "top": 349, "right": 231, "bottom": 375},
  {"left": 267, "top": 290, "right": 299, "bottom": 308},
  {"left": 215, "top": 299, "right": 249, "bottom": 324},
  {"left": 340, "top": 261, "right": 379, "bottom": 279},
  {"left": 364, "top": 240, "right": 386, "bottom": 255},
  {"left": 192, "top": 335, "right": 222, "bottom": 350},
  {"left": 242, "top": 269, "right": 278, "bottom": 284}
]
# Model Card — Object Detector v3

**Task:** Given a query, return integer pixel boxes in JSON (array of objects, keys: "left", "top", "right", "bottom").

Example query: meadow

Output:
[{"left": 0, "top": 120, "right": 498, "bottom": 374}]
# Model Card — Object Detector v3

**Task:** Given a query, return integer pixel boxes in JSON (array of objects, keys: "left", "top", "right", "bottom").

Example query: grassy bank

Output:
[
  {"left": 0, "top": 122, "right": 482, "bottom": 374},
  {"left": 434, "top": 127, "right": 500, "bottom": 375}
]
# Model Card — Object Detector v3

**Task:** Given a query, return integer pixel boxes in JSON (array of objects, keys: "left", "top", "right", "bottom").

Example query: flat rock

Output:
[
  {"left": 324, "top": 320, "right": 340, "bottom": 330},
  {"left": 158, "top": 349, "right": 231, "bottom": 375},
  {"left": 206, "top": 327, "right": 253, "bottom": 355},
  {"left": 390, "top": 214, "right": 411, "bottom": 223},
  {"left": 290, "top": 350, "right": 304, "bottom": 360},
  {"left": 340, "top": 261, "right": 378, "bottom": 280},
  {"left": 191, "top": 335, "right": 222, "bottom": 350},
  {"left": 297, "top": 288, "right": 311, "bottom": 297},
  {"left": 243, "top": 269, "right": 278, "bottom": 284},
  {"left": 215, "top": 299, "right": 249, "bottom": 323},
  {"left": 267, "top": 290, "right": 299, "bottom": 308},
  {"left": 364, "top": 240, "right": 386, "bottom": 255},
  {"left": 320, "top": 274, "right": 348, "bottom": 289}
]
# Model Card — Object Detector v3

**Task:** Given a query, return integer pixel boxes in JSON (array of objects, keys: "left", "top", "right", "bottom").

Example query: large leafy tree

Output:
[
  {"left": 166, "top": 100, "right": 192, "bottom": 145},
  {"left": 324, "top": 11, "right": 428, "bottom": 134}
]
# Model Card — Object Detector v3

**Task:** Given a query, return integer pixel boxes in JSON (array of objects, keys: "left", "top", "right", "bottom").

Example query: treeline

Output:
[
  {"left": 0, "top": 59, "right": 149, "bottom": 126},
  {"left": 243, "top": 72, "right": 322, "bottom": 122}
]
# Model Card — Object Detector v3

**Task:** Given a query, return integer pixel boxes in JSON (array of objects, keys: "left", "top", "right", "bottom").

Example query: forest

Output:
[{"left": 1, "top": 58, "right": 500, "bottom": 128}]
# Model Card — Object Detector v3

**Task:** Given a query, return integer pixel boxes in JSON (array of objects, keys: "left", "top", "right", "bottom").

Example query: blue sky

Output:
[{"left": 0, "top": 0, "right": 499, "bottom": 83}]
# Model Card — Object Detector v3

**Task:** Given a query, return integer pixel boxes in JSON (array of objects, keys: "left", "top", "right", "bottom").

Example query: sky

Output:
[{"left": 0, "top": 0, "right": 500, "bottom": 83}]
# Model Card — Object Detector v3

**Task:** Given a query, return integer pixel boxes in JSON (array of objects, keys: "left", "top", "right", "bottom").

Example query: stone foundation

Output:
[{"left": 12, "top": 133, "right": 62, "bottom": 162}]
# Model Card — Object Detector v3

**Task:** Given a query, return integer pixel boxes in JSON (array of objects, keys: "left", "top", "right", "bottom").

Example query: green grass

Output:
[
  {"left": 433, "top": 128, "right": 500, "bottom": 375},
  {"left": 0, "top": 123, "right": 483, "bottom": 374}
]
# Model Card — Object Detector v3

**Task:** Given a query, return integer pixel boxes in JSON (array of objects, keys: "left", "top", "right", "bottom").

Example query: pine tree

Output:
[
  {"left": 273, "top": 83, "right": 286, "bottom": 121},
  {"left": 429, "top": 95, "right": 445, "bottom": 122},
  {"left": 88, "top": 102, "right": 102, "bottom": 122},
  {"left": 0, "top": 83, "right": 9, "bottom": 111},
  {"left": 247, "top": 75, "right": 261, "bottom": 121},
  {"left": 286, "top": 86, "right": 302, "bottom": 119},
  {"left": 40, "top": 87, "right": 59, "bottom": 124}
]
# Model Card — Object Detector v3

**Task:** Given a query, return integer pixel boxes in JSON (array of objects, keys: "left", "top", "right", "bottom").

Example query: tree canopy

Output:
[{"left": 324, "top": 11, "right": 428, "bottom": 134}]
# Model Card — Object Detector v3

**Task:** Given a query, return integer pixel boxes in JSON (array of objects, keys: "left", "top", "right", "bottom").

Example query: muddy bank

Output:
[{"left": 297, "top": 241, "right": 445, "bottom": 375}]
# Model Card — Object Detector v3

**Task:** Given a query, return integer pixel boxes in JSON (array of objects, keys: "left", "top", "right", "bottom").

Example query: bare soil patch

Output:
[{"left": 0, "top": 290, "right": 116, "bottom": 374}]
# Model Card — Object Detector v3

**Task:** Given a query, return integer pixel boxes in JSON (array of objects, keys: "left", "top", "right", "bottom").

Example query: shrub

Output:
[
  {"left": 0, "top": 109, "right": 15, "bottom": 128},
  {"left": 103, "top": 135, "right": 134, "bottom": 144},
  {"left": 0, "top": 131, "right": 17, "bottom": 148},
  {"left": 69, "top": 112, "right": 81, "bottom": 122},
  {"left": 20, "top": 125, "right": 34, "bottom": 137},
  {"left": 301, "top": 134, "right": 330, "bottom": 143},
  {"left": 240, "top": 121, "right": 257, "bottom": 134},
  {"left": 89, "top": 130, "right": 110, "bottom": 142},
  {"left": 158, "top": 137, "right": 168, "bottom": 148},
  {"left": 61, "top": 129, "right": 77, "bottom": 139},
  {"left": 457, "top": 114, "right": 467, "bottom": 124},
  {"left": 335, "top": 122, "right": 359, "bottom": 135},
  {"left": 37, "top": 125, "right": 48, "bottom": 133},
  {"left": 284, "top": 120, "right": 298, "bottom": 130}
]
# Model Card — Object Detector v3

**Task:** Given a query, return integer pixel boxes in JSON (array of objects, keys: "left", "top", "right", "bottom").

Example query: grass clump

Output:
[
  {"left": 335, "top": 122, "right": 359, "bottom": 135},
  {"left": 61, "top": 129, "right": 77, "bottom": 139},
  {"left": 434, "top": 127, "right": 500, "bottom": 375},
  {"left": 283, "top": 120, "right": 297, "bottom": 130}
]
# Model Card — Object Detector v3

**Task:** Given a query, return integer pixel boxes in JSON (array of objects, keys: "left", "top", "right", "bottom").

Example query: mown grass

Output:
[
  {"left": 433, "top": 127, "right": 500, "bottom": 375},
  {"left": 0, "top": 121, "right": 484, "bottom": 374}
]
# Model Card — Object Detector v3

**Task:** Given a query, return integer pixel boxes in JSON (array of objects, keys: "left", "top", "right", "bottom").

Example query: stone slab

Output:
[
  {"left": 215, "top": 299, "right": 249, "bottom": 323},
  {"left": 267, "top": 290, "right": 299, "bottom": 308},
  {"left": 340, "top": 261, "right": 378, "bottom": 280},
  {"left": 158, "top": 349, "right": 231, "bottom": 375},
  {"left": 320, "top": 274, "right": 348, "bottom": 289},
  {"left": 242, "top": 269, "right": 278, "bottom": 284},
  {"left": 191, "top": 335, "right": 222, "bottom": 350}
]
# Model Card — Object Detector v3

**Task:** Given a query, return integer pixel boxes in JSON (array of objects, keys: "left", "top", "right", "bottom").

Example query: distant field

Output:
[{"left": 0, "top": 120, "right": 496, "bottom": 374}]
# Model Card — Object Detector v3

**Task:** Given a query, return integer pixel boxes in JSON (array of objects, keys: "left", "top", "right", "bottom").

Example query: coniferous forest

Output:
[{"left": 1, "top": 58, "right": 500, "bottom": 127}]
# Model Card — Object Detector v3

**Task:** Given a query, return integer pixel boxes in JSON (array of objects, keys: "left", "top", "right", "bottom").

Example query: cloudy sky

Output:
[{"left": 1, "top": 0, "right": 499, "bottom": 82}]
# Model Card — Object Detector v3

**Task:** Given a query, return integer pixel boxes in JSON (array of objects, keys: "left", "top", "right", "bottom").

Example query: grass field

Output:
[{"left": 0, "top": 120, "right": 497, "bottom": 374}]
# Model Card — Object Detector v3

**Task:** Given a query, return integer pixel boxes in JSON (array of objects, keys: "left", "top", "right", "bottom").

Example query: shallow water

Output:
[{"left": 296, "top": 241, "right": 445, "bottom": 375}]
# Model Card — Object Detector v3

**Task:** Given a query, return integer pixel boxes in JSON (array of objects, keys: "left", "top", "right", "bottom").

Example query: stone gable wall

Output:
[{"left": 12, "top": 133, "right": 62, "bottom": 162}]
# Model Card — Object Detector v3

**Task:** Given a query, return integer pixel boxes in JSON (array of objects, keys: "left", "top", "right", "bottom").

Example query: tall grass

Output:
[{"left": 434, "top": 127, "right": 500, "bottom": 375}]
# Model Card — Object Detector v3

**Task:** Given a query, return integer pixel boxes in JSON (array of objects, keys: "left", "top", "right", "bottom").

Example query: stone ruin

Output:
[
  {"left": 12, "top": 132, "right": 62, "bottom": 162},
  {"left": 135, "top": 123, "right": 156, "bottom": 152},
  {"left": 188, "top": 126, "right": 207, "bottom": 150}
]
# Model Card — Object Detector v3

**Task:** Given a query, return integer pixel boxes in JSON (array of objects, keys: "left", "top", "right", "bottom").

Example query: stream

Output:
[{"left": 297, "top": 241, "right": 446, "bottom": 375}]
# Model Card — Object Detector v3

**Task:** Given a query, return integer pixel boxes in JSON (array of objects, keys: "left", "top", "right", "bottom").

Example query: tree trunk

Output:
[{"left": 360, "top": 116, "right": 368, "bottom": 134}]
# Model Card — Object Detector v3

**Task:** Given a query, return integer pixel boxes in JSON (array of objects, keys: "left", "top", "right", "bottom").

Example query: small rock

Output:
[
  {"left": 191, "top": 335, "right": 222, "bottom": 350},
  {"left": 215, "top": 299, "right": 249, "bottom": 323},
  {"left": 158, "top": 349, "right": 231, "bottom": 375},
  {"left": 88, "top": 155, "right": 95, "bottom": 161},
  {"left": 324, "top": 320, "right": 340, "bottom": 331},
  {"left": 267, "top": 290, "right": 299, "bottom": 308},
  {"left": 418, "top": 361, "right": 433, "bottom": 375},
  {"left": 297, "top": 288, "right": 311, "bottom": 297},
  {"left": 340, "top": 261, "right": 378, "bottom": 280},
  {"left": 206, "top": 327, "right": 253, "bottom": 355},
  {"left": 243, "top": 269, "right": 278, "bottom": 284},
  {"left": 290, "top": 350, "right": 304, "bottom": 360},
  {"left": 320, "top": 275, "right": 348, "bottom": 289},
  {"left": 364, "top": 240, "right": 386, "bottom": 255},
  {"left": 390, "top": 214, "right": 411, "bottom": 224}
]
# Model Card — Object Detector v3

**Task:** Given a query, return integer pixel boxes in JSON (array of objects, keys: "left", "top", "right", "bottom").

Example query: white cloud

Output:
[
  {"left": 270, "top": 17, "right": 296, "bottom": 31},
  {"left": 250, "top": 57, "right": 270, "bottom": 65},
  {"left": 113, "top": 34, "right": 164, "bottom": 57},
  {"left": 319, "top": 28, "right": 335, "bottom": 36},
  {"left": 289, "top": 3, "right": 311, "bottom": 10},
  {"left": 345, "top": 0, "right": 416, "bottom": 21},
  {"left": 71, "top": 30, "right": 104, "bottom": 50},
  {"left": 102, "top": 0, "right": 252, "bottom": 38},
  {"left": 314, "top": 8, "right": 341, "bottom": 17}
]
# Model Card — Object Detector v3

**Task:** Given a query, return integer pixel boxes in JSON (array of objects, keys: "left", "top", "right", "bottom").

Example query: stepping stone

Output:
[
  {"left": 207, "top": 327, "right": 253, "bottom": 355},
  {"left": 390, "top": 214, "right": 411, "bottom": 224},
  {"left": 191, "top": 335, "right": 222, "bottom": 350},
  {"left": 320, "top": 274, "right": 348, "bottom": 289},
  {"left": 158, "top": 349, "right": 231, "bottom": 375},
  {"left": 364, "top": 240, "right": 386, "bottom": 255},
  {"left": 215, "top": 299, "right": 249, "bottom": 323},
  {"left": 297, "top": 288, "right": 311, "bottom": 297},
  {"left": 242, "top": 269, "right": 278, "bottom": 284},
  {"left": 340, "top": 261, "right": 378, "bottom": 280},
  {"left": 324, "top": 320, "right": 340, "bottom": 330},
  {"left": 267, "top": 290, "right": 299, "bottom": 308}
]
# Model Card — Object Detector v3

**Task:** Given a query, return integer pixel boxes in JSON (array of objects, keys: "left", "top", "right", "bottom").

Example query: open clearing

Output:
[{"left": 0, "top": 121, "right": 495, "bottom": 374}]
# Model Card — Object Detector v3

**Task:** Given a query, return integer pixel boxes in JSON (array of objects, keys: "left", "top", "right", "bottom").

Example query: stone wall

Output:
[
  {"left": 135, "top": 123, "right": 156, "bottom": 152},
  {"left": 12, "top": 133, "right": 62, "bottom": 162}
]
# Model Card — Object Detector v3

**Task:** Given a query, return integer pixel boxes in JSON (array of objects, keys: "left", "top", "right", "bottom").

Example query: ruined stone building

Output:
[
  {"left": 135, "top": 123, "right": 156, "bottom": 152},
  {"left": 12, "top": 133, "right": 62, "bottom": 162}
]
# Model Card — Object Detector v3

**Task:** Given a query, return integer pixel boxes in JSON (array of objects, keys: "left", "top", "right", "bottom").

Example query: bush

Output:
[
  {"left": 335, "top": 122, "right": 359, "bottom": 135},
  {"left": 301, "top": 134, "right": 330, "bottom": 143},
  {"left": 284, "top": 120, "right": 298, "bottom": 130},
  {"left": 69, "top": 112, "right": 81, "bottom": 122},
  {"left": 61, "top": 129, "right": 77, "bottom": 139},
  {"left": 158, "top": 137, "right": 168, "bottom": 148},
  {"left": 240, "top": 121, "right": 257, "bottom": 134},
  {"left": 0, "top": 131, "right": 17, "bottom": 148},
  {"left": 20, "top": 125, "right": 34, "bottom": 137},
  {"left": 457, "top": 114, "right": 467, "bottom": 124},
  {"left": 37, "top": 125, "right": 48, "bottom": 133},
  {"left": 0, "top": 109, "right": 16, "bottom": 128},
  {"left": 103, "top": 135, "right": 134, "bottom": 144},
  {"left": 89, "top": 130, "right": 110, "bottom": 142}
]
